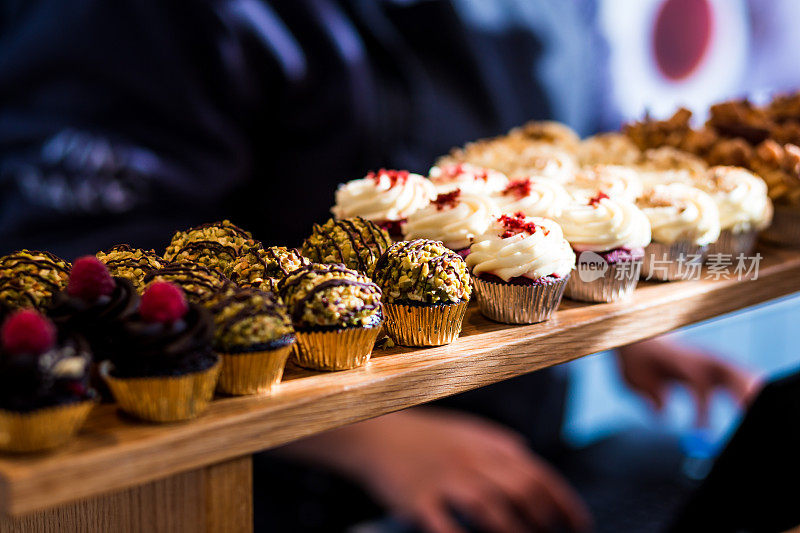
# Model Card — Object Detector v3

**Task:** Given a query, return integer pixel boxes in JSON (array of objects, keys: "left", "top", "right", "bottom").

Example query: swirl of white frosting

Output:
[
  {"left": 695, "top": 166, "right": 774, "bottom": 232},
  {"left": 403, "top": 190, "right": 499, "bottom": 250},
  {"left": 429, "top": 163, "right": 509, "bottom": 195},
  {"left": 557, "top": 195, "right": 652, "bottom": 251},
  {"left": 637, "top": 183, "right": 721, "bottom": 245},
  {"left": 467, "top": 216, "right": 575, "bottom": 280},
  {"left": 491, "top": 177, "right": 572, "bottom": 219},
  {"left": 512, "top": 144, "right": 578, "bottom": 183},
  {"left": 331, "top": 169, "right": 436, "bottom": 221},
  {"left": 566, "top": 165, "right": 644, "bottom": 203}
]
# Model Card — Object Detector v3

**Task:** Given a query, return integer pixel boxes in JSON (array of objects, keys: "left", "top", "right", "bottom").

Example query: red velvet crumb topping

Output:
[
  {"left": 432, "top": 189, "right": 462, "bottom": 210},
  {"left": 502, "top": 178, "right": 532, "bottom": 199},
  {"left": 497, "top": 212, "right": 548, "bottom": 238},
  {"left": 367, "top": 169, "right": 410, "bottom": 188},
  {"left": 588, "top": 191, "right": 610, "bottom": 206},
  {"left": 439, "top": 164, "right": 489, "bottom": 181}
]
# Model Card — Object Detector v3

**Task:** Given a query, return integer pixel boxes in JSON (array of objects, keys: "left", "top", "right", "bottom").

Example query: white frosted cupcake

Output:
[
  {"left": 637, "top": 183, "right": 721, "bottom": 280},
  {"left": 467, "top": 214, "right": 574, "bottom": 323},
  {"left": 695, "top": 166, "right": 773, "bottom": 257},
  {"left": 491, "top": 176, "right": 572, "bottom": 219},
  {"left": 428, "top": 163, "right": 509, "bottom": 195},
  {"left": 403, "top": 189, "right": 498, "bottom": 256},
  {"left": 557, "top": 193, "right": 652, "bottom": 302},
  {"left": 567, "top": 165, "right": 644, "bottom": 203},
  {"left": 331, "top": 169, "right": 436, "bottom": 238}
]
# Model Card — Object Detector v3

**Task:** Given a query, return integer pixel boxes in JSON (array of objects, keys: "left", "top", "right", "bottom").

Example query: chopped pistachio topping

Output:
[
  {"left": 164, "top": 220, "right": 255, "bottom": 261},
  {"left": 210, "top": 288, "right": 294, "bottom": 350},
  {"left": 302, "top": 217, "right": 392, "bottom": 276},
  {"left": 0, "top": 250, "right": 71, "bottom": 309},
  {"left": 96, "top": 245, "right": 163, "bottom": 291},
  {"left": 279, "top": 263, "right": 382, "bottom": 328},
  {"left": 228, "top": 246, "right": 309, "bottom": 291},
  {"left": 143, "top": 262, "right": 231, "bottom": 306},
  {"left": 170, "top": 240, "right": 239, "bottom": 275},
  {"left": 373, "top": 240, "right": 471, "bottom": 304}
]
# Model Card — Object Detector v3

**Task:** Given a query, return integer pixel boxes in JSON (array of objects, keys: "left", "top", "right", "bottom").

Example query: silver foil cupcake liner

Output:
[
  {"left": 565, "top": 255, "right": 642, "bottom": 303},
  {"left": 472, "top": 275, "right": 569, "bottom": 324},
  {"left": 706, "top": 229, "right": 758, "bottom": 258},
  {"left": 760, "top": 206, "right": 800, "bottom": 248},
  {"left": 641, "top": 241, "right": 707, "bottom": 281}
]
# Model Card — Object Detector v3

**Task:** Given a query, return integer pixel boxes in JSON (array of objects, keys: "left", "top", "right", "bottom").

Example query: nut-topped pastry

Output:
[
  {"left": 279, "top": 264, "right": 382, "bottom": 370},
  {"left": 164, "top": 220, "right": 256, "bottom": 262},
  {"left": 637, "top": 184, "right": 721, "bottom": 280},
  {"left": 0, "top": 250, "right": 70, "bottom": 312},
  {"left": 694, "top": 166, "right": 773, "bottom": 256},
  {"left": 557, "top": 193, "right": 651, "bottom": 302},
  {"left": 373, "top": 239, "right": 471, "bottom": 346},
  {"left": 403, "top": 189, "right": 498, "bottom": 256},
  {"left": 96, "top": 245, "right": 163, "bottom": 291},
  {"left": 331, "top": 169, "right": 436, "bottom": 238},
  {"left": 228, "top": 246, "right": 310, "bottom": 292},
  {"left": 302, "top": 217, "right": 392, "bottom": 276},
  {"left": 168, "top": 240, "right": 239, "bottom": 275},
  {"left": 509, "top": 120, "right": 581, "bottom": 151},
  {"left": 143, "top": 262, "right": 231, "bottom": 306},
  {"left": 0, "top": 309, "right": 95, "bottom": 451},
  {"left": 578, "top": 132, "right": 643, "bottom": 166},
  {"left": 468, "top": 214, "right": 574, "bottom": 324},
  {"left": 428, "top": 163, "right": 510, "bottom": 195},
  {"left": 49, "top": 256, "right": 139, "bottom": 361},
  {"left": 491, "top": 176, "right": 572, "bottom": 219},
  {"left": 101, "top": 282, "right": 220, "bottom": 422},
  {"left": 210, "top": 288, "right": 295, "bottom": 395}
]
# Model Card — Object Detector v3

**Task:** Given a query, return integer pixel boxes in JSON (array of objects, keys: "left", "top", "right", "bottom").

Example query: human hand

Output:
[
  {"left": 617, "top": 337, "right": 761, "bottom": 426},
  {"left": 346, "top": 409, "right": 591, "bottom": 533}
]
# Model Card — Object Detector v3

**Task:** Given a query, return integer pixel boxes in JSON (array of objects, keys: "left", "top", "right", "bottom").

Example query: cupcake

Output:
[
  {"left": 0, "top": 250, "right": 70, "bottom": 312},
  {"left": 509, "top": 120, "right": 581, "bottom": 152},
  {"left": 695, "top": 166, "right": 773, "bottom": 257},
  {"left": 210, "top": 288, "right": 295, "bottom": 395},
  {"left": 49, "top": 256, "right": 139, "bottom": 362},
  {"left": 330, "top": 169, "right": 436, "bottom": 238},
  {"left": 164, "top": 220, "right": 256, "bottom": 262},
  {"left": 403, "top": 189, "right": 498, "bottom": 257},
  {"left": 557, "top": 193, "right": 652, "bottom": 302},
  {"left": 373, "top": 239, "right": 471, "bottom": 346},
  {"left": 428, "top": 163, "right": 510, "bottom": 195},
  {"left": 168, "top": 240, "right": 239, "bottom": 275},
  {"left": 467, "top": 214, "right": 574, "bottom": 324},
  {"left": 143, "top": 262, "right": 232, "bottom": 306},
  {"left": 228, "top": 246, "right": 310, "bottom": 292},
  {"left": 0, "top": 310, "right": 94, "bottom": 452},
  {"left": 491, "top": 176, "right": 572, "bottom": 219},
  {"left": 577, "top": 132, "right": 643, "bottom": 166},
  {"left": 637, "top": 184, "right": 721, "bottom": 281},
  {"left": 279, "top": 264, "right": 382, "bottom": 371},
  {"left": 566, "top": 165, "right": 644, "bottom": 203},
  {"left": 301, "top": 217, "right": 392, "bottom": 276},
  {"left": 96, "top": 244, "right": 163, "bottom": 291},
  {"left": 101, "top": 282, "right": 220, "bottom": 422}
]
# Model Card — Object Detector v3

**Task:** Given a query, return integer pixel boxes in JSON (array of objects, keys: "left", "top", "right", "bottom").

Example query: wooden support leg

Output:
[{"left": 0, "top": 455, "right": 253, "bottom": 533}]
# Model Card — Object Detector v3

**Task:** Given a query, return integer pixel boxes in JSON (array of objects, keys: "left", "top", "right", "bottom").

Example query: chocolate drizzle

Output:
[
  {"left": 305, "top": 217, "right": 391, "bottom": 274},
  {"left": 209, "top": 288, "right": 294, "bottom": 349},
  {"left": 0, "top": 251, "right": 71, "bottom": 308},
  {"left": 373, "top": 239, "right": 463, "bottom": 302},
  {"left": 143, "top": 262, "right": 230, "bottom": 304}
]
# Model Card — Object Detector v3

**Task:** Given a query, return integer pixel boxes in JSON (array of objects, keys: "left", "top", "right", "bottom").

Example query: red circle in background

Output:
[{"left": 653, "top": 0, "right": 714, "bottom": 81}]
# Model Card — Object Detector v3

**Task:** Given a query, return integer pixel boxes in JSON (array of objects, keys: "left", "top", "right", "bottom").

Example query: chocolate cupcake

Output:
[
  {"left": 0, "top": 310, "right": 95, "bottom": 452},
  {"left": 96, "top": 244, "right": 163, "bottom": 291},
  {"left": 49, "top": 257, "right": 139, "bottom": 362},
  {"left": 143, "top": 262, "right": 231, "bottom": 306},
  {"left": 210, "top": 288, "right": 295, "bottom": 395},
  {"left": 101, "top": 282, "right": 220, "bottom": 422},
  {"left": 373, "top": 239, "right": 471, "bottom": 346},
  {"left": 302, "top": 217, "right": 392, "bottom": 276},
  {"left": 0, "top": 250, "right": 71, "bottom": 312},
  {"left": 164, "top": 220, "right": 256, "bottom": 262},
  {"left": 279, "top": 264, "right": 382, "bottom": 371},
  {"left": 228, "top": 246, "right": 310, "bottom": 292}
]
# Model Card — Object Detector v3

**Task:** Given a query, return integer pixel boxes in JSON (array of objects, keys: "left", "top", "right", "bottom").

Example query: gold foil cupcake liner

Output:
[
  {"left": 101, "top": 359, "right": 221, "bottom": 422},
  {"left": 0, "top": 400, "right": 95, "bottom": 453},
  {"left": 641, "top": 241, "right": 707, "bottom": 281},
  {"left": 295, "top": 326, "right": 381, "bottom": 371},
  {"left": 565, "top": 257, "right": 642, "bottom": 303},
  {"left": 472, "top": 275, "right": 568, "bottom": 324},
  {"left": 761, "top": 206, "right": 800, "bottom": 247},
  {"left": 382, "top": 300, "right": 469, "bottom": 346},
  {"left": 706, "top": 229, "right": 758, "bottom": 258},
  {"left": 217, "top": 344, "right": 294, "bottom": 395}
]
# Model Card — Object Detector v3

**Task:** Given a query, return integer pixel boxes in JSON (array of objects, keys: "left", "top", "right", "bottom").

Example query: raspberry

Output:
[
  {"left": 140, "top": 282, "right": 188, "bottom": 323},
  {"left": 68, "top": 256, "right": 115, "bottom": 300},
  {"left": 1, "top": 309, "right": 56, "bottom": 355}
]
